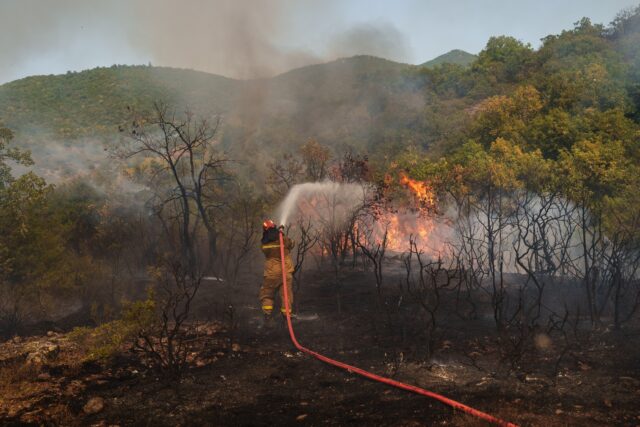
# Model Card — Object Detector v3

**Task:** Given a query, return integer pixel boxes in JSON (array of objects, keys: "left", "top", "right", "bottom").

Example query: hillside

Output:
[
  {"left": 420, "top": 49, "right": 477, "bottom": 68},
  {"left": 0, "top": 65, "right": 240, "bottom": 140},
  {"left": 0, "top": 56, "right": 426, "bottom": 156}
]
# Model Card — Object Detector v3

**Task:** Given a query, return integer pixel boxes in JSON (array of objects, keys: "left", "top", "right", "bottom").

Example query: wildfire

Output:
[
  {"left": 375, "top": 211, "right": 443, "bottom": 257},
  {"left": 373, "top": 173, "right": 443, "bottom": 256},
  {"left": 399, "top": 173, "right": 435, "bottom": 208},
  {"left": 282, "top": 177, "right": 446, "bottom": 259}
]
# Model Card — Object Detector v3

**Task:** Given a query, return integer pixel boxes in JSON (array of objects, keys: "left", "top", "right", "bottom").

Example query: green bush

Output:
[{"left": 70, "top": 296, "right": 156, "bottom": 361}]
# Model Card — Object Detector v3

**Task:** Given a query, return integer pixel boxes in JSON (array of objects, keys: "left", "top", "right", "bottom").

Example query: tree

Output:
[
  {"left": 559, "top": 139, "right": 631, "bottom": 325},
  {"left": 474, "top": 36, "right": 534, "bottom": 83},
  {"left": 0, "top": 173, "right": 72, "bottom": 337},
  {"left": 331, "top": 149, "right": 371, "bottom": 183},
  {"left": 608, "top": 6, "right": 640, "bottom": 39},
  {"left": 0, "top": 122, "right": 33, "bottom": 188},
  {"left": 471, "top": 85, "right": 543, "bottom": 147},
  {"left": 267, "top": 153, "right": 304, "bottom": 197},
  {"left": 121, "top": 102, "right": 229, "bottom": 274},
  {"left": 0, "top": 123, "right": 73, "bottom": 336},
  {"left": 300, "top": 138, "right": 331, "bottom": 181}
]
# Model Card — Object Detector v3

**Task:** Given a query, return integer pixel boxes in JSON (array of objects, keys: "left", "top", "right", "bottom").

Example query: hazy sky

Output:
[{"left": 0, "top": 0, "right": 637, "bottom": 84}]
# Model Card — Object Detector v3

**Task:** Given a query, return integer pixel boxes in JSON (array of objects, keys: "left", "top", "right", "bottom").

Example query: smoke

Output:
[
  {"left": 327, "top": 22, "right": 411, "bottom": 63},
  {"left": 0, "top": 0, "right": 414, "bottom": 84},
  {"left": 10, "top": 136, "right": 147, "bottom": 205},
  {"left": 127, "top": 0, "right": 320, "bottom": 80}
]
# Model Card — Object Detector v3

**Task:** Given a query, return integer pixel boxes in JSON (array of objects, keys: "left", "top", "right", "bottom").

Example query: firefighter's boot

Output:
[
  {"left": 260, "top": 312, "right": 275, "bottom": 330},
  {"left": 280, "top": 308, "right": 297, "bottom": 323}
]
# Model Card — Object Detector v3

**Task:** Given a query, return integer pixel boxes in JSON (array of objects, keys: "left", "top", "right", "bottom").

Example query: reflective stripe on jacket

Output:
[{"left": 262, "top": 235, "right": 294, "bottom": 277}]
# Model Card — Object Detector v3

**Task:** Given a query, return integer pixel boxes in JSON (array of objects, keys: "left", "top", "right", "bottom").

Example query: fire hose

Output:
[{"left": 277, "top": 231, "right": 518, "bottom": 427}]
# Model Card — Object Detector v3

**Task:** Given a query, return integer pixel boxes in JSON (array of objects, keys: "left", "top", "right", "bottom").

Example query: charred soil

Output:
[{"left": 1, "top": 267, "right": 639, "bottom": 426}]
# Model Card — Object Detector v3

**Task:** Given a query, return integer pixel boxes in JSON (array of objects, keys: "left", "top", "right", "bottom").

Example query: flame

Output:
[
  {"left": 283, "top": 177, "right": 446, "bottom": 260},
  {"left": 369, "top": 173, "right": 442, "bottom": 257},
  {"left": 373, "top": 211, "right": 442, "bottom": 257},
  {"left": 399, "top": 173, "right": 435, "bottom": 208}
]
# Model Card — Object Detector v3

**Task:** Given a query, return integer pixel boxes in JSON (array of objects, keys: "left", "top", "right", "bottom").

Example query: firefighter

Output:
[{"left": 259, "top": 219, "right": 295, "bottom": 327}]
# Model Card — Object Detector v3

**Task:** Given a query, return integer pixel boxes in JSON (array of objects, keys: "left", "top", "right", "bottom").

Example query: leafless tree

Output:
[
  {"left": 300, "top": 138, "right": 331, "bottom": 181},
  {"left": 132, "top": 259, "right": 202, "bottom": 377},
  {"left": 403, "top": 236, "right": 457, "bottom": 358},
  {"left": 314, "top": 185, "right": 371, "bottom": 312},
  {"left": 291, "top": 219, "right": 319, "bottom": 285},
  {"left": 355, "top": 214, "right": 389, "bottom": 295},
  {"left": 217, "top": 183, "right": 262, "bottom": 286},
  {"left": 119, "top": 102, "right": 229, "bottom": 275},
  {"left": 267, "top": 153, "right": 304, "bottom": 197},
  {"left": 511, "top": 190, "right": 577, "bottom": 326}
]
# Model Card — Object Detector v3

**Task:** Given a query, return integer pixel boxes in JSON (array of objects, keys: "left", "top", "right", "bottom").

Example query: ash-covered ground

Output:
[{"left": 1, "top": 263, "right": 639, "bottom": 426}]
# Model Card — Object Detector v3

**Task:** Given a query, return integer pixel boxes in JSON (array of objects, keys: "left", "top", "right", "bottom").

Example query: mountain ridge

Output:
[{"left": 420, "top": 49, "right": 477, "bottom": 68}]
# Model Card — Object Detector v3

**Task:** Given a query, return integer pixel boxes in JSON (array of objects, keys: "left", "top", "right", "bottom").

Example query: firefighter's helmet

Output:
[{"left": 262, "top": 219, "right": 276, "bottom": 231}]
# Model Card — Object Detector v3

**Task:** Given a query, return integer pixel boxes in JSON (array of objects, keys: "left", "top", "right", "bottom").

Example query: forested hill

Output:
[
  {"left": 2, "top": 9, "right": 640, "bottom": 168},
  {"left": 0, "top": 66, "right": 239, "bottom": 139},
  {"left": 0, "top": 56, "right": 423, "bottom": 155},
  {"left": 420, "top": 49, "right": 478, "bottom": 68}
]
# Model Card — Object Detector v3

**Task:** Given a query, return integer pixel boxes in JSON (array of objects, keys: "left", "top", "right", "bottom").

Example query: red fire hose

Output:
[{"left": 278, "top": 231, "right": 517, "bottom": 427}]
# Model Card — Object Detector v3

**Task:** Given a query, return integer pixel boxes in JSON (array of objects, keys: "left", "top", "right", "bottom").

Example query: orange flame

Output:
[
  {"left": 399, "top": 173, "right": 435, "bottom": 207},
  {"left": 369, "top": 173, "right": 442, "bottom": 256},
  {"left": 284, "top": 178, "right": 445, "bottom": 259},
  {"left": 373, "top": 211, "right": 442, "bottom": 257}
]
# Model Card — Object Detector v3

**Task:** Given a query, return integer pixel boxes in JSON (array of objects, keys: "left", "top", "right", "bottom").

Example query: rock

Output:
[
  {"left": 25, "top": 342, "right": 60, "bottom": 366},
  {"left": 65, "top": 380, "right": 86, "bottom": 396},
  {"left": 26, "top": 352, "right": 45, "bottom": 366},
  {"left": 83, "top": 397, "right": 105, "bottom": 415},
  {"left": 36, "top": 372, "right": 52, "bottom": 381},
  {"left": 578, "top": 361, "right": 591, "bottom": 371},
  {"left": 46, "top": 343, "right": 60, "bottom": 355},
  {"left": 534, "top": 333, "right": 552, "bottom": 351}
]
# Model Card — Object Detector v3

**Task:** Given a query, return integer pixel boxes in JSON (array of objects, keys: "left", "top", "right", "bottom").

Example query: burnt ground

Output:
[{"left": 1, "top": 265, "right": 640, "bottom": 426}]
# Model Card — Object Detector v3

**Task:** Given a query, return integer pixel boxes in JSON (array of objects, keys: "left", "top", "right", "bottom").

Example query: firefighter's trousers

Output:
[{"left": 260, "top": 258, "right": 293, "bottom": 315}]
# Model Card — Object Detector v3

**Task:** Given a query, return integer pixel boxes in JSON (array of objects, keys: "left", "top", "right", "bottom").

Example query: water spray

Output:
[{"left": 277, "top": 181, "right": 368, "bottom": 226}]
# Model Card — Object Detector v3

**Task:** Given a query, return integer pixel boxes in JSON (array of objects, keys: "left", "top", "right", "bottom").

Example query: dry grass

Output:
[{"left": 0, "top": 361, "right": 39, "bottom": 389}]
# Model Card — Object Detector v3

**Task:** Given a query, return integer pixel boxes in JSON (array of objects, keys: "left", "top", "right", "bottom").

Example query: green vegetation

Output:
[
  {"left": 70, "top": 296, "right": 155, "bottom": 361},
  {"left": 0, "top": 65, "right": 237, "bottom": 140},
  {"left": 420, "top": 49, "right": 478, "bottom": 68},
  {"left": 1, "top": 3, "right": 640, "bottom": 341}
]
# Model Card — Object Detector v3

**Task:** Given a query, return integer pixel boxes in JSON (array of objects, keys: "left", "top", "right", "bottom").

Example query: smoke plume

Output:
[
  {"left": 0, "top": 0, "right": 414, "bottom": 84},
  {"left": 327, "top": 22, "right": 411, "bottom": 63}
]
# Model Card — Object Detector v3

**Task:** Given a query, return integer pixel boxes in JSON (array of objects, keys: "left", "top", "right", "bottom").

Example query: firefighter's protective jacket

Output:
[{"left": 261, "top": 228, "right": 294, "bottom": 278}]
